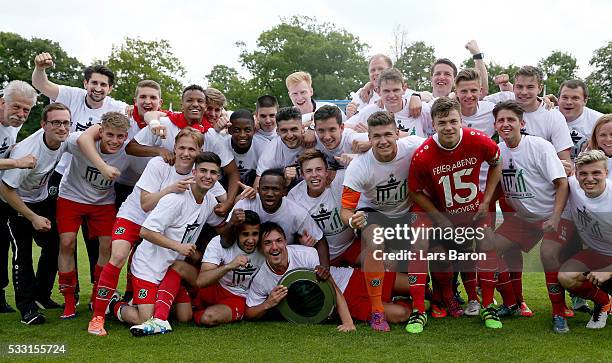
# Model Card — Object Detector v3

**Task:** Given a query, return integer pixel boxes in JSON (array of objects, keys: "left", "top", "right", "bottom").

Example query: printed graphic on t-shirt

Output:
[
  {"left": 574, "top": 206, "right": 604, "bottom": 242},
  {"left": 502, "top": 159, "right": 532, "bottom": 199},
  {"left": 375, "top": 174, "right": 406, "bottom": 204}
]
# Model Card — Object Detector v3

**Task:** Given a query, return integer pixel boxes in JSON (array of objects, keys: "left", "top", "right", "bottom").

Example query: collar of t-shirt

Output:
[
  {"left": 432, "top": 128, "right": 464, "bottom": 151},
  {"left": 165, "top": 111, "right": 212, "bottom": 134}
]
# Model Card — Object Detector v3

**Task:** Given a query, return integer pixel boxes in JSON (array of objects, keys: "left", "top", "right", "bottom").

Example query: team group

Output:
[{"left": 0, "top": 39, "right": 610, "bottom": 337}]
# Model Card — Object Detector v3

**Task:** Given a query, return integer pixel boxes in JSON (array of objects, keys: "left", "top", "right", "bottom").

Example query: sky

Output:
[{"left": 3, "top": 0, "right": 611, "bottom": 86}]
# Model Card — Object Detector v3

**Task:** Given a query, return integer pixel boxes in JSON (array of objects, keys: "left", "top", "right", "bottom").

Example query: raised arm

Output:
[
  {"left": 32, "top": 53, "right": 60, "bottom": 100},
  {"left": 465, "top": 40, "right": 489, "bottom": 98}
]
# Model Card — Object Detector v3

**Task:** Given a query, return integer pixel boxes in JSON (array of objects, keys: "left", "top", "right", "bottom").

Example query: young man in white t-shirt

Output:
[
  {"left": 288, "top": 150, "right": 359, "bottom": 266},
  {"left": 492, "top": 101, "right": 574, "bottom": 333},
  {"left": 0, "top": 80, "right": 38, "bottom": 314},
  {"left": 255, "top": 107, "right": 307, "bottom": 188},
  {"left": 253, "top": 95, "right": 279, "bottom": 143},
  {"left": 558, "top": 150, "right": 612, "bottom": 331},
  {"left": 340, "top": 111, "right": 425, "bottom": 332},
  {"left": 345, "top": 68, "right": 430, "bottom": 137},
  {"left": 32, "top": 52, "right": 128, "bottom": 295},
  {"left": 346, "top": 54, "right": 393, "bottom": 116},
  {"left": 56, "top": 112, "right": 131, "bottom": 319},
  {"left": 285, "top": 71, "right": 346, "bottom": 127},
  {"left": 0, "top": 103, "right": 70, "bottom": 324},
  {"left": 127, "top": 152, "right": 226, "bottom": 336},
  {"left": 194, "top": 210, "right": 264, "bottom": 327}
]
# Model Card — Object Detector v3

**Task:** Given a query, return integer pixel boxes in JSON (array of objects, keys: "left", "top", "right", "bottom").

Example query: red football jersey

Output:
[{"left": 409, "top": 128, "right": 500, "bottom": 223}]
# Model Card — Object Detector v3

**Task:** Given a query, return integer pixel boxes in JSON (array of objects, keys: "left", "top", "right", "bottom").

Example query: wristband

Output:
[
  {"left": 149, "top": 119, "right": 161, "bottom": 127},
  {"left": 472, "top": 53, "right": 484, "bottom": 60},
  {"left": 348, "top": 217, "right": 356, "bottom": 229}
]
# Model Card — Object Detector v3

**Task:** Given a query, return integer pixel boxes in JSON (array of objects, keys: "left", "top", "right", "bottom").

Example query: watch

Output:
[{"left": 472, "top": 53, "right": 484, "bottom": 60}]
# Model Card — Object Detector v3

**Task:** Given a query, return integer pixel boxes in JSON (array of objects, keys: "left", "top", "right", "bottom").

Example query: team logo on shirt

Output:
[
  {"left": 0, "top": 137, "right": 9, "bottom": 155},
  {"left": 231, "top": 262, "right": 258, "bottom": 285},
  {"left": 48, "top": 186, "right": 59, "bottom": 196},
  {"left": 311, "top": 204, "right": 344, "bottom": 234},
  {"left": 75, "top": 120, "right": 94, "bottom": 132},
  {"left": 375, "top": 174, "right": 407, "bottom": 204},
  {"left": 138, "top": 288, "right": 148, "bottom": 299},
  {"left": 501, "top": 159, "right": 533, "bottom": 199},
  {"left": 180, "top": 220, "right": 201, "bottom": 245},
  {"left": 569, "top": 129, "right": 588, "bottom": 159},
  {"left": 237, "top": 160, "right": 247, "bottom": 176},
  {"left": 115, "top": 227, "right": 125, "bottom": 235},
  {"left": 575, "top": 206, "right": 604, "bottom": 242},
  {"left": 85, "top": 166, "right": 113, "bottom": 190}
]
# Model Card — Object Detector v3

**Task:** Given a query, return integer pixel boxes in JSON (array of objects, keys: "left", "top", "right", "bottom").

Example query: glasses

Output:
[{"left": 46, "top": 120, "right": 72, "bottom": 128}]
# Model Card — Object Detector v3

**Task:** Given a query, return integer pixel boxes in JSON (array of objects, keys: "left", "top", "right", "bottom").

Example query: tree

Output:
[
  {"left": 537, "top": 51, "right": 578, "bottom": 97},
  {"left": 206, "top": 65, "right": 262, "bottom": 110},
  {"left": 395, "top": 41, "right": 436, "bottom": 91},
  {"left": 238, "top": 16, "right": 369, "bottom": 106},
  {"left": 586, "top": 41, "right": 612, "bottom": 113},
  {"left": 0, "top": 32, "right": 83, "bottom": 138},
  {"left": 105, "top": 38, "right": 186, "bottom": 110}
]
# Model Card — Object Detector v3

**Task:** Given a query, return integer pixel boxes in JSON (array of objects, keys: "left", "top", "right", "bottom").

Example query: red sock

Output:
[
  {"left": 153, "top": 268, "right": 182, "bottom": 321},
  {"left": 93, "top": 262, "right": 121, "bottom": 317},
  {"left": 569, "top": 280, "right": 610, "bottom": 306},
  {"left": 496, "top": 259, "right": 516, "bottom": 306},
  {"left": 431, "top": 272, "right": 453, "bottom": 301},
  {"left": 545, "top": 272, "right": 566, "bottom": 316},
  {"left": 408, "top": 254, "right": 428, "bottom": 313},
  {"left": 193, "top": 309, "right": 205, "bottom": 326},
  {"left": 460, "top": 271, "right": 478, "bottom": 301},
  {"left": 476, "top": 250, "right": 498, "bottom": 307},
  {"left": 90, "top": 264, "right": 103, "bottom": 303},
  {"left": 58, "top": 270, "right": 77, "bottom": 317},
  {"left": 510, "top": 272, "right": 524, "bottom": 303},
  {"left": 363, "top": 251, "right": 385, "bottom": 313},
  {"left": 504, "top": 248, "right": 524, "bottom": 303}
]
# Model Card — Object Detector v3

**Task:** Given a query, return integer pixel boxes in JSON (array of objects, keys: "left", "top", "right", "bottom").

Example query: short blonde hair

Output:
[
  {"left": 575, "top": 149, "right": 608, "bottom": 170},
  {"left": 175, "top": 127, "right": 204, "bottom": 149},
  {"left": 100, "top": 112, "right": 129, "bottom": 132},
  {"left": 285, "top": 71, "right": 312, "bottom": 89},
  {"left": 205, "top": 88, "right": 226, "bottom": 108}
]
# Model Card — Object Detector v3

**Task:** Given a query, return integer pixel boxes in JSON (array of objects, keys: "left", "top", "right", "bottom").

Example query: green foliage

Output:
[
  {"left": 0, "top": 32, "right": 83, "bottom": 138},
  {"left": 206, "top": 65, "right": 262, "bottom": 111},
  {"left": 105, "top": 37, "right": 186, "bottom": 111},
  {"left": 586, "top": 41, "right": 612, "bottom": 113},
  {"left": 395, "top": 41, "right": 436, "bottom": 91},
  {"left": 537, "top": 51, "right": 578, "bottom": 97},
  {"left": 238, "top": 16, "right": 369, "bottom": 106}
]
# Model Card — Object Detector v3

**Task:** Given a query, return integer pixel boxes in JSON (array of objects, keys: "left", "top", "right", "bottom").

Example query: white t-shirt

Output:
[
  {"left": 116, "top": 116, "right": 150, "bottom": 186},
  {"left": 117, "top": 156, "right": 225, "bottom": 225},
  {"left": 565, "top": 107, "right": 603, "bottom": 160},
  {"left": 1, "top": 129, "right": 67, "bottom": 203},
  {"left": 462, "top": 101, "right": 497, "bottom": 191},
  {"left": 499, "top": 135, "right": 567, "bottom": 222},
  {"left": 343, "top": 136, "right": 424, "bottom": 217},
  {"left": 133, "top": 117, "right": 233, "bottom": 167},
  {"left": 131, "top": 188, "right": 225, "bottom": 284},
  {"left": 245, "top": 245, "right": 353, "bottom": 307},
  {"left": 483, "top": 91, "right": 515, "bottom": 104},
  {"left": 288, "top": 170, "right": 355, "bottom": 259},
  {"left": 53, "top": 85, "right": 127, "bottom": 174},
  {"left": 254, "top": 129, "right": 276, "bottom": 143},
  {"left": 568, "top": 177, "right": 612, "bottom": 256},
  {"left": 230, "top": 194, "right": 323, "bottom": 245},
  {"left": 202, "top": 236, "right": 265, "bottom": 297},
  {"left": 315, "top": 128, "right": 368, "bottom": 170},
  {"left": 350, "top": 88, "right": 416, "bottom": 111},
  {"left": 256, "top": 137, "right": 304, "bottom": 176},
  {"left": 523, "top": 102, "right": 573, "bottom": 154},
  {"left": 215, "top": 133, "right": 267, "bottom": 181},
  {"left": 59, "top": 132, "right": 129, "bottom": 205},
  {"left": 345, "top": 101, "right": 432, "bottom": 138},
  {"left": 0, "top": 124, "right": 20, "bottom": 159}
]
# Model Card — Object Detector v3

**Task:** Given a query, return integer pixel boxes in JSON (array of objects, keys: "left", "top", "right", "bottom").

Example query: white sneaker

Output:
[
  {"left": 130, "top": 317, "right": 172, "bottom": 337},
  {"left": 464, "top": 300, "right": 481, "bottom": 316},
  {"left": 586, "top": 305, "right": 608, "bottom": 329}
]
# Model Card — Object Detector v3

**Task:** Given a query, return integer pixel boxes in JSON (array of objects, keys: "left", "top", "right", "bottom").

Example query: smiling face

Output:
[
  {"left": 0, "top": 94, "right": 34, "bottom": 127},
  {"left": 595, "top": 122, "right": 612, "bottom": 157},
  {"left": 193, "top": 161, "right": 220, "bottom": 192},
  {"left": 99, "top": 126, "right": 127, "bottom": 154},
  {"left": 433, "top": 109, "right": 463, "bottom": 149},
  {"left": 237, "top": 224, "right": 260, "bottom": 254},
  {"left": 258, "top": 175, "right": 285, "bottom": 213},
  {"left": 256, "top": 106, "right": 277, "bottom": 132},
  {"left": 301, "top": 157, "right": 329, "bottom": 195},
  {"left": 369, "top": 123, "right": 399, "bottom": 162},
  {"left": 181, "top": 89, "right": 206, "bottom": 124},
  {"left": 314, "top": 117, "right": 343, "bottom": 150},
  {"left": 261, "top": 229, "right": 288, "bottom": 270},
  {"left": 277, "top": 118, "right": 304, "bottom": 149},
  {"left": 84, "top": 73, "right": 112, "bottom": 104},
  {"left": 135, "top": 86, "right": 162, "bottom": 116},
  {"left": 205, "top": 104, "right": 223, "bottom": 123},
  {"left": 558, "top": 86, "right": 587, "bottom": 122},
  {"left": 287, "top": 80, "right": 313, "bottom": 114},
  {"left": 577, "top": 161, "right": 608, "bottom": 198},
  {"left": 369, "top": 56, "right": 390, "bottom": 86},
  {"left": 379, "top": 79, "right": 405, "bottom": 113},
  {"left": 229, "top": 118, "right": 255, "bottom": 152},
  {"left": 173, "top": 135, "right": 200, "bottom": 171},
  {"left": 513, "top": 75, "right": 542, "bottom": 110},
  {"left": 431, "top": 64, "right": 454, "bottom": 97},
  {"left": 42, "top": 109, "right": 71, "bottom": 145},
  {"left": 495, "top": 109, "right": 525, "bottom": 146},
  {"left": 455, "top": 80, "right": 481, "bottom": 112}
]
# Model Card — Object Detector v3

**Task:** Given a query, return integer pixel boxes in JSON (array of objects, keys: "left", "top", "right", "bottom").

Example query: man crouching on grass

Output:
[{"left": 245, "top": 222, "right": 413, "bottom": 331}]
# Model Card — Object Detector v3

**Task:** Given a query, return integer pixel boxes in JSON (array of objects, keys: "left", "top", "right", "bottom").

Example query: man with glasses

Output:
[{"left": 0, "top": 103, "right": 71, "bottom": 324}]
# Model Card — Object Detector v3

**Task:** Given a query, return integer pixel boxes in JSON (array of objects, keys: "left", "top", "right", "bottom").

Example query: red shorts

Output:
[
  {"left": 192, "top": 283, "right": 245, "bottom": 323},
  {"left": 131, "top": 275, "right": 191, "bottom": 306},
  {"left": 569, "top": 249, "right": 612, "bottom": 271},
  {"left": 496, "top": 215, "right": 575, "bottom": 252},
  {"left": 331, "top": 239, "right": 362, "bottom": 267},
  {"left": 56, "top": 197, "right": 116, "bottom": 238},
  {"left": 342, "top": 270, "right": 396, "bottom": 321},
  {"left": 111, "top": 218, "right": 142, "bottom": 247}
]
